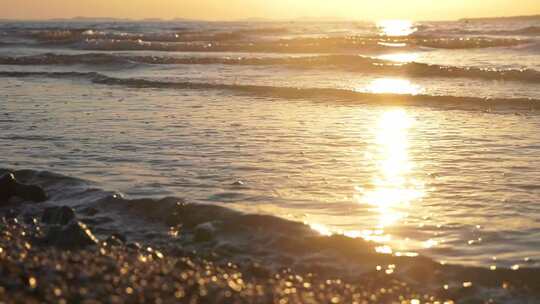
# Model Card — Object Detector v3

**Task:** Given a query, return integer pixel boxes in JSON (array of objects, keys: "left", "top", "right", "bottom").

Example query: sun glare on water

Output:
[
  {"left": 359, "top": 109, "right": 424, "bottom": 224},
  {"left": 366, "top": 78, "right": 423, "bottom": 95},
  {"left": 357, "top": 109, "right": 425, "bottom": 253},
  {"left": 307, "top": 109, "right": 426, "bottom": 256},
  {"left": 378, "top": 52, "right": 420, "bottom": 63},
  {"left": 377, "top": 20, "right": 417, "bottom": 37}
]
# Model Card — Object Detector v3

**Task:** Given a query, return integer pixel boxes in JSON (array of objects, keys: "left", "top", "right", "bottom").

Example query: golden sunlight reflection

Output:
[
  {"left": 308, "top": 223, "right": 333, "bottom": 237},
  {"left": 305, "top": 109, "right": 426, "bottom": 257},
  {"left": 378, "top": 52, "right": 420, "bottom": 63},
  {"left": 356, "top": 109, "right": 425, "bottom": 253},
  {"left": 366, "top": 78, "right": 423, "bottom": 95},
  {"left": 377, "top": 20, "right": 417, "bottom": 37}
]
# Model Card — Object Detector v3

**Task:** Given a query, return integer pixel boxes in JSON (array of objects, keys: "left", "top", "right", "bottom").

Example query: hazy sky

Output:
[{"left": 1, "top": 0, "right": 539, "bottom": 21}]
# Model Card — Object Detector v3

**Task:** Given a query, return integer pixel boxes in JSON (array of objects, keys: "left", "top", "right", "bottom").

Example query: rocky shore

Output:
[
  {"left": 1, "top": 170, "right": 539, "bottom": 303},
  {"left": 0, "top": 207, "right": 448, "bottom": 304}
]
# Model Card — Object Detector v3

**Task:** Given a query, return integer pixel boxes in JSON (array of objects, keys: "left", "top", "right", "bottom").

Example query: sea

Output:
[{"left": 1, "top": 16, "right": 540, "bottom": 291}]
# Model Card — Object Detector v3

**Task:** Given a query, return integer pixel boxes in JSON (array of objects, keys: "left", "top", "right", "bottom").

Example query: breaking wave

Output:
[
  {"left": 0, "top": 70, "right": 538, "bottom": 111},
  {"left": 424, "top": 26, "right": 540, "bottom": 37},
  {"left": 77, "top": 36, "right": 529, "bottom": 52},
  {"left": 2, "top": 53, "right": 539, "bottom": 84},
  {"left": 1, "top": 27, "right": 530, "bottom": 52}
]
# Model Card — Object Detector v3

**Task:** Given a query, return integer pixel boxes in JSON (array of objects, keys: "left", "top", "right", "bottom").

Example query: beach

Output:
[
  {"left": 1, "top": 17, "right": 540, "bottom": 302},
  {"left": 1, "top": 183, "right": 539, "bottom": 304},
  {"left": 1, "top": 201, "right": 448, "bottom": 304},
  {"left": 1, "top": 170, "right": 540, "bottom": 303}
]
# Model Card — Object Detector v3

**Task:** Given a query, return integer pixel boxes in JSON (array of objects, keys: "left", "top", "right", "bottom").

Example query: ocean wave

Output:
[
  {"left": 2, "top": 167, "right": 540, "bottom": 300},
  {"left": 517, "top": 41, "right": 540, "bottom": 52},
  {"left": 3, "top": 27, "right": 529, "bottom": 51},
  {"left": 514, "top": 26, "right": 540, "bottom": 35},
  {"left": 2, "top": 53, "right": 540, "bottom": 84},
  {"left": 424, "top": 26, "right": 540, "bottom": 37},
  {"left": 34, "top": 30, "right": 248, "bottom": 43},
  {"left": 78, "top": 36, "right": 528, "bottom": 52},
  {"left": 0, "top": 70, "right": 538, "bottom": 111},
  {"left": 0, "top": 53, "right": 133, "bottom": 65},
  {"left": 482, "top": 25, "right": 540, "bottom": 36},
  {"left": 411, "top": 36, "right": 528, "bottom": 49},
  {"left": 76, "top": 37, "right": 400, "bottom": 53},
  {"left": 13, "top": 27, "right": 289, "bottom": 45},
  {"left": 0, "top": 167, "right": 403, "bottom": 277}
]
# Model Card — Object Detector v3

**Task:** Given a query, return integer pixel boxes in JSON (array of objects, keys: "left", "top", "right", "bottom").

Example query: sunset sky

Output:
[{"left": 1, "top": 0, "right": 539, "bottom": 21}]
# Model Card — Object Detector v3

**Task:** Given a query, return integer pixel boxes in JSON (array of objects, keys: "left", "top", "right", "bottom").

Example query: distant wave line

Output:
[
  {"left": 1, "top": 53, "right": 539, "bottom": 84},
  {"left": 0, "top": 70, "right": 538, "bottom": 111}
]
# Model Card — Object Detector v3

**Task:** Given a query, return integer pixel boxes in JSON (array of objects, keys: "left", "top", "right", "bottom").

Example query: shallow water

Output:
[
  {"left": 2, "top": 77, "right": 540, "bottom": 268},
  {"left": 1, "top": 18, "right": 540, "bottom": 270}
]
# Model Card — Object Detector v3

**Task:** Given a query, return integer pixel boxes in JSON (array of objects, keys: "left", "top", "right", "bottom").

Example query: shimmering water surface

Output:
[{"left": 1, "top": 17, "right": 540, "bottom": 269}]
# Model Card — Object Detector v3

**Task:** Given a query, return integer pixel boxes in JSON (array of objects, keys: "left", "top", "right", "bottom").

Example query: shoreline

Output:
[
  {"left": 0, "top": 208, "right": 448, "bottom": 304},
  {"left": 1, "top": 169, "right": 540, "bottom": 303},
  {"left": 2, "top": 16, "right": 540, "bottom": 303}
]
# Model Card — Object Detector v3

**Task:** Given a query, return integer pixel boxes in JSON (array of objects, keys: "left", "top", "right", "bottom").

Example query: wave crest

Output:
[
  {"left": 5, "top": 27, "right": 529, "bottom": 51},
  {"left": 1, "top": 70, "right": 538, "bottom": 111},
  {"left": 2, "top": 53, "right": 539, "bottom": 84}
]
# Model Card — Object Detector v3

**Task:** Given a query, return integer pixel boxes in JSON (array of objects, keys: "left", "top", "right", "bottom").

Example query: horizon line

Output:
[{"left": 1, "top": 13, "right": 539, "bottom": 23}]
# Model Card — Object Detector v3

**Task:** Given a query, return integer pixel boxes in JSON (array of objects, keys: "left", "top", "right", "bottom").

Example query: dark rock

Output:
[
  {"left": 4, "top": 208, "right": 19, "bottom": 219},
  {"left": 23, "top": 214, "right": 38, "bottom": 225},
  {"left": 104, "top": 233, "right": 126, "bottom": 247},
  {"left": 0, "top": 172, "right": 47, "bottom": 203},
  {"left": 41, "top": 221, "right": 98, "bottom": 249},
  {"left": 0, "top": 173, "right": 17, "bottom": 202},
  {"left": 111, "top": 233, "right": 126, "bottom": 243},
  {"left": 41, "top": 206, "right": 76, "bottom": 226},
  {"left": 232, "top": 180, "right": 245, "bottom": 186},
  {"left": 80, "top": 206, "right": 99, "bottom": 216},
  {"left": 15, "top": 183, "right": 48, "bottom": 202},
  {"left": 247, "top": 262, "right": 271, "bottom": 279},
  {"left": 194, "top": 222, "right": 216, "bottom": 242},
  {"left": 127, "top": 242, "right": 142, "bottom": 250}
]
